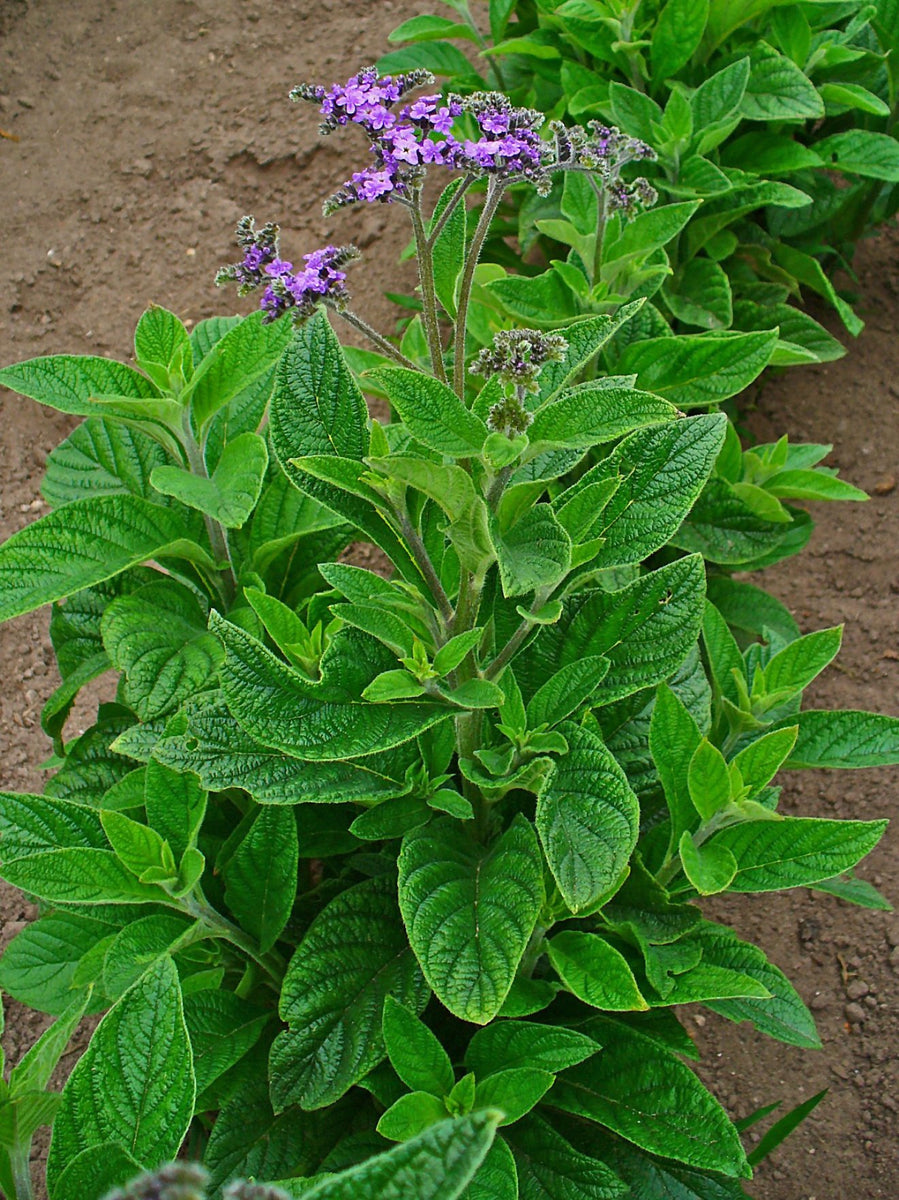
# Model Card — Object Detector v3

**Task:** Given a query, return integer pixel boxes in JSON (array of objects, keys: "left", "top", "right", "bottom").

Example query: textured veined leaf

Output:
[
  {"left": 270, "top": 876, "right": 428, "bottom": 1111},
  {"left": 549, "top": 931, "right": 649, "bottom": 1010},
  {"left": 536, "top": 723, "right": 639, "bottom": 913},
  {"left": 375, "top": 368, "right": 489, "bottom": 458},
  {"left": 101, "top": 580, "right": 222, "bottom": 721},
  {"left": 710, "top": 817, "right": 887, "bottom": 892},
  {"left": 42, "top": 419, "right": 172, "bottom": 507},
  {"left": 182, "top": 990, "right": 270, "bottom": 1096},
  {"left": 2, "top": 847, "right": 165, "bottom": 906},
  {"left": 616, "top": 331, "right": 776, "bottom": 407},
  {"left": 102, "top": 913, "right": 197, "bottom": 999},
  {"left": 552, "top": 1019, "right": 749, "bottom": 1177},
  {"left": 584, "top": 1126, "right": 747, "bottom": 1199},
  {"left": 430, "top": 178, "right": 468, "bottom": 318},
  {"left": 531, "top": 305, "right": 644, "bottom": 408},
  {"left": 0, "top": 791, "right": 109, "bottom": 859},
  {"left": 508, "top": 1114, "right": 627, "bottom": 1200},
  {"left": 49, "top": 1144, "right": 144, "bottom": 1200},
  {"left": 0, "top": 495, "right": 208, "bottom": 623},
  {"left": 223, "top": 806, "right": 298, "bottom": 952},
  {"left": 0, "top": 354, "right": 160, "bottom": 416},
  {"left": 526, "top": 657, "right": 610, "bottom": 730},
  {"left": 560, "top": 415, "right": 727, "bottom": 569},
  {"left": 816, "top": 130, "right": 899, "bottom": 183},
  {"left": 383, "top": 995, "right": 455, "bottom": 1098},
  {"left": 519, "top": 555, "right": 707, "bottom": 706},
  {"left": 214, "top": 616, "right": 448, "bottom": 761},
  {"left": 785, "top": 709, "right": 899, "bottom": 769},
  {"left": 652, "top": 0, "right": 709, "bottom": 81},
  {"left": 182, "top": 309, "right": 292, "bottom": 428},
  {"left": 298, "top": 1111, "right": 502, "bottom": 1200},
  {"left": 493, "top": 506, "right": 572, "bottom": 597},
  {"left": 134, "top": 305, "right": 191, "bottom": 384},
  {"left": 743, "top": 45, "right": 824, "bottom": 120},
  {"left": 398, "top": 816, "right": 544, "bottom": 1023},
  {"left": 527, "top": 387, "right": 676, "bottom": 453},
  {"left": 189, "top": 314, "right": 242, "bottom": 363},
  {"left": 465, "top": 1020, "right": 600, "bottom": 1077},
  {"left": 0, "top": 911, "right": 118, "bottom": 1015},
  {"left": 151, "top": 431, "right": 269, "bottom": 528},
  {"left": 672, "top": 478, "right": 811, "bottom": 568},
  {"left": 458, "top": 1136, "right": 518, "bottom": 1200},
  {"left": 46, "top": 957, "right": 194, "bottom": 1195},
  {"left": 152, "top": 694, "right": 413, "bottom": 804}
]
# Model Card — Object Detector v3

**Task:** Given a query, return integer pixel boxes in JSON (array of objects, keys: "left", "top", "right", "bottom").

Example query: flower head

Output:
[
  {"left": 217, "top": 218, "right": 359, "bottom": 326},
  {"left": 470, "top": 329, "right": 568, "bottom": 395}
]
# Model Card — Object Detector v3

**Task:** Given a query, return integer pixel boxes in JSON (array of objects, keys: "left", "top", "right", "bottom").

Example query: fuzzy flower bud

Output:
[
  {"left": 470, "top": 329, "right": 568, "bottom": 395},
  {"left": 102, "top": 1162, "right": 208, "bottom": 1200}
]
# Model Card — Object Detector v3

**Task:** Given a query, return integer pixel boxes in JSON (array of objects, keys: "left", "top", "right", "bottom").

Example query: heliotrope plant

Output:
[{"left": 0, "top": 65, "right": 895, "bottom": 1200}]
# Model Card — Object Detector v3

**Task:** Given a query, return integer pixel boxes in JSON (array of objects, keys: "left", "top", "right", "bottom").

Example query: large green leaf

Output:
[
  {"left": 0, "top": 354, "right": 160, "bottom": 416},
  {"left": 494, "top": 506, "right": 572, "bottom": 597},
  {"left": 101, "top": 580, "right": 222, "bottom": 720},
  {"left": 0, "top": 911, "right": 118, "bottom": 1015},
  {"left": 527, "top": 387, "right": 676, "bottom": 454},
  {"left": 0, "top": 495, "right": 208, "bottom": 623},
  {"left": 552, "top": 1020, "right": 749, "bottom": 1177},
  {"left": 465, "top": 1021, "right": 600, "bottom": 1077},
  {"left": 548, "top": 931, "right": 649, "bottom": 1010},
  {"left": 270, "top": 876, "right": 428, "bottom": 1111},
  {"left": 584, "top": 1127, "right": 747, "bottom": 1199},
  {"left": 134, "top": 305, "right": 191, "bottom": 387},
  {"left": 296, "top": 1111, "right": 502, "bottom": 1200},
  {"left": 376, "top": 368, "right": 489, "bottom": 458},
  {"left": 816, "top": 130, "right": 899, "bottom": 183},
  {"left": 46, "top": 957, "right": 194, "bottom": 1195},
  {"left": 42, "top": 419, "right": 171, "bottom": 507},
  {"left": 785, "top": 710, "right": 899, "bottom": 768},
  {"left": 223, "top": 806, "right": 298, "bottom": 952},
  {"left": 458, "top": 1137, "right": 518, "bottom": 1200},
  {"left": 398, "top": 816, "right": 544, "bottom": 1023},
  {"left": 509, "top": 1114, "right": 627, "bottom": 1200},
  {"left": 153, "top": 694, "right": 412, "bottom": 804},
  {"left": 710, "top": 817, "right": 887, "bottom": 891},
  {"left": 519, "top": 556, "right": 707, "bottom": 706},
  {"left": 616, "top": 332, "right": 776, "bottom": 407},
  {"left": 652, "top": 0, "right": 709, "bottom": 81},
  {"left": 182, "top": 990, "right": 270, "bottom": 1096},
  {"left": 213, "top": 617, "right": 448, "bottom": 760},
  {"left": 531, "top": 305, "right": 644, "bottom": 407},
  {"left": 743, "top": 45, "right": 824, "bottom": 120},
  {"left": 182, "top": 309, "right": 293, "bottom": 429},
  {"left": 536, "top": 723, "right": 639, "bottom": 913}
]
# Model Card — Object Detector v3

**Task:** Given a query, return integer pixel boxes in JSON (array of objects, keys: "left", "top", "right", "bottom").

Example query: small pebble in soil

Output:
[
  {"left": 873, "top": 474, "right": 896, "bottom": 494},
  {"left": 845, "top": 1002, "right": 867, "bottom": 1023},
  {"left": 846, "top": 979, "right": 870, "bottom": 1000}
]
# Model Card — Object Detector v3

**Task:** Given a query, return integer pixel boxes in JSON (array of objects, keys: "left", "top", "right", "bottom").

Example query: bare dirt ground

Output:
[{"left": 0, "top": 2, "right": 897, "bottom": 1198}]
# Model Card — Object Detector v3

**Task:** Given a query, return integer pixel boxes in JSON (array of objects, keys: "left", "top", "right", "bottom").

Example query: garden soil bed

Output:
[{"left": 0, "top": 2, "right": 897, "bottom": 1197}]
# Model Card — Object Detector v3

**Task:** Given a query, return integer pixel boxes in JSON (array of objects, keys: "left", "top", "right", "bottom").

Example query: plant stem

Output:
[
  {"left": 400, "top": 516, "right": 454, "bottom": 624},
  {"left": 454, "top": 179, "right": 503, "bottom": 398},
  {"left": 180, "top": 893, "right": 285, "bottom": 985},
  {"left": 336, "top": 307, "right": 422, "bottom": 371},
  {"left": 590, "top": 177, "right": 608, "bottom": 287},
  {"left": 181, "top": 418, "right": 238, "bottom": 605},
  {"left": 9, "top": 1146, "right": 33, "bottom": 1200},
  {"left": 485, "top": 587, "right": 551, "bottom": 680},
  {"left": 410, "top": 193, "right": 448, "bottom": 384}
]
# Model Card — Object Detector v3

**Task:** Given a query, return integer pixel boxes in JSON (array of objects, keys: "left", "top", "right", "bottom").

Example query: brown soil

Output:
[{"left": 0, "top": 3, "right": 896, "bottom": 1198}]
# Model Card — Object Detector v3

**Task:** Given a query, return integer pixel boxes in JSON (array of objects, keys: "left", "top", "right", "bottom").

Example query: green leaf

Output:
[
  {"left": 183, "top": 990, "right": 270, "bottom": 1096},
  {"left": 46, "top": 957, "right": 194, "bottom": 1193},
  {"left": 692, "top": 922, "right": 821, "bottom": 1049},
  {"left": 144, "top": 757, "right": 206, "bottom": 861},
  {"left": 0, "top": 353, "right": 160, "bottom": 417},
  {"left": 383, "top": 995, "right": 455, "bottom": 1098},
  {"left": 49, "top": 1143, "right": 144, "bottom": 1200},
  {"left": 182, "top": 310, "right": 292, "bottom": 429},
  {"left": 604, "top": 203, "right": 701, "bottom": 269},
  {"left": 102, "top": 913, "right": 197, "bottom": 999},
  {"left": 494, "top": 506, "right": 571, "bottom": 597},
  {"left": 101, "top": 580, "right": 222, "bottom": 720},
  {"left": 466, "top": 1021, "right": 600, "bottom": 1077},
  {"left": 0, "top": 494, "right": 209, "bottom": 623},
  {"left": 651, "top": 684, "right": 704, "bottom": 849},
  {"left": 549, "top": 931, "right": 649, "bottom": 1010},
  {"left": 42, "top": 419, "right": 172, "bottom": 507},
  {"left": 679, "top": 833, "right": 738, "bottom": 895},
  {"left": 9, "top": 995, "right": 89, "bottom": 1097},
  {"left": 652, "top": 0, "right": 709, "bottom": 81},
  {"left": 526, "top": 657, "right": 609, "bottom": 729},
  {"left": 816, "top": 130, "right": 899, "bottom": 182},
  {"left": 710, "top": 817, "right": 887, "bottom": 892},
  {"left": 224, "top": 806, "right": 298, "bottom": 952},
  {"left": 151, "top": 432, "right": 268, "bottom": 528},
  {"left": 389, "top": 14, "right": 477, "bottom": 43},
  {"left": 459, "top": 1136, "right": 518, "bottom": 1200},
  {"left": 100, "top": 810, "right": 176, "bottom": 880},
  {"left": 527, "top": 387, "right": 677, "bottom": 454},
  {"left": 298, "top": 1111, "right": 502, "bottom": 1200},
  {"left": 134, "top": 305, "right": 191, "bottom": 387},
  {"left": 672, "top": 479, "right": 811, "bottom": 568},
  {"left": 431, "top": 179, "right": 469, "bottom": 317},
  {"left": 552, "top": 1020, "right": 749, "bottom": 1177},
  {"left": 369, "top": 455, "right": 478, "bottom": 523},
  {"left": 665, "top": 259, "right": 732, "bottom": 331},
  {"left": 475, "top": 1068, "right": 554, "bottom": 1125},
  {"left": 375, "top": 368, "right": 489, "bottom": 458},
  {"left": 214, "top": 617, "right": 447, "bottom": 760},
  {"left": 688, "top": 739, "right": 731, "bottom": 821},
  {"left": 398, "top": 816, "right": 544, "bottom": 1024},
  {"left": 270, "top": 876, "right": 427, "bottom": 1111},
  {"left": 532, "top": 305, "right": 645, "bottom": 407},
  {"left": 377, "top": 40, "right": 484, "bottom": 79},
  {"left": 153, "top": 694, "right": 412, "bottom": 804},
  {"left": 786, "top": 709, "right": 899, "bottom": 769},
  {"left": 536, "top": 723, "right": 639, "bottom": 913},
  {"left": 521, "top": 555, "right": 707, "bottom": 707},
  {"left": 0, "top": 911, "right": 117, "bottom": 1015},
  {"left": 760, "top": 626, "right": 842, "bottom": 701},
  {"left": 731, "top": 727, "right": 797, "bottom": 798},
  {"left": 584, "top": 1128, "right": 746, "bottom": 1199},
  {"left": 378, "top": 1091, "right": 450, "bottom": 1140},
  {"left": 743, "top": 45, "right": 824, "bottom": 120},
  {"left": 690, "top": 58, "right": 750, "bottom": 129},
  {"left": 616, "top": 331, "right": 777, "bottom": 408},
  {"left": 434, "top": 628, "right": 486, "bottom": 677},
  {"left": 509, "top": 1114, "right": 627, "bottom": 1200}
]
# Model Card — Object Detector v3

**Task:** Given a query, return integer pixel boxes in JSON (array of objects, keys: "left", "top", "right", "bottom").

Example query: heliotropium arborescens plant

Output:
[{"left": 0, "top": 66, "right": 895, "bottom": 1200}]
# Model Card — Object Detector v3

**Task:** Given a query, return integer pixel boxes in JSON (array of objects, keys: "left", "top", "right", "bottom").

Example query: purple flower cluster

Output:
[
  {"left": 216, "top": 216, "right": 359, "bottom": 325},
  {"left": 550, "top": 119, "right": 658, "bottom": 215},
  {"left": 291, "top": 68, "right": 553, "bottom": 213}
]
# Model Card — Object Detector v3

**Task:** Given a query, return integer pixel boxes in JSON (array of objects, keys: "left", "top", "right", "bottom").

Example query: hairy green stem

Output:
[
  {"left": 336, "top": 307, "right": 422, "bottom": 371},
  {"left": 411, "top": 194, "right": 448, "bottom": 384},
  {"left": 426, "top": 175, "right": 475, "bottom": 249},
  {"left": 180, "top": 893, "right": 285, "bottom": 985},
  {"left": 485, "top": 587, "right": 552, "bottom": 681},
  {"left": 400, "top": 516, "right": 454, "bottom": 624},
  {"left": 181, "top": 418, "right": 237, "bottom": 605},
  {"left": 454, "top": 179, "right": 503, "bottom": 397},
  {"left": 590, "top": 176, "right": 608, "bottom": 287},
  {"left": 9, "top": 1146, "right": 33, "bottom": 1200}
]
